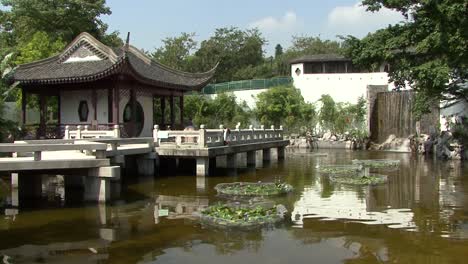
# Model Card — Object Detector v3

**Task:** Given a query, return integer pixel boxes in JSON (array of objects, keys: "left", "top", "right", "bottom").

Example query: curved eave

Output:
[
  {"left": 124, "top": 56, "right": 217, "bottom": 92},
  {"left": 14, "top": 58, "right": 126, "bottom": 86}
]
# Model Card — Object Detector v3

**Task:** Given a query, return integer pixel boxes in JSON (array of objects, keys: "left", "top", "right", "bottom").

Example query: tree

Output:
[
  {"left": 151, "top": 32, "right": 197, "bottom": 71},
  {"left": 255, "top": 85, "right": 315, "bottom": 131},
  {"left": 318, "top": 94, "right": 337, "bottom": 132},
  {"left": 0, "top": 0, "right": 118, "bottom": 45},
  {"left": 289, "top": 35, "right": 342, "bottom": 55},
  {"left": 0, "top": 52, "right": 20, "bottom": 142},
  {"left": 184, "top": 93, "right": 250, "bottom": 128},
  {"left": 274, "top": 44, "right": 283, "bottom": 58},
  {"left": 15, "top": 31, "right": 66, "bottom": 65},
  {"left": 342, "top": 0, "right": 468, "bottom": 116},
  {"left": 191, "top": 27, "right": 266, "bottom": 82}
]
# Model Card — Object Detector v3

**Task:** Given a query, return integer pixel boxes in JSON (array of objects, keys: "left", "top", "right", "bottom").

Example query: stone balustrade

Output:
[{"left": 153, "top": 124, "right": 284, "bottom": 148}]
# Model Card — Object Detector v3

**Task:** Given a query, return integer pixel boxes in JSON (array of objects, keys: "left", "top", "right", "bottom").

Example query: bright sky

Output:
[{"left": 103, "top": 0, "right": 404, "bottom": 55}]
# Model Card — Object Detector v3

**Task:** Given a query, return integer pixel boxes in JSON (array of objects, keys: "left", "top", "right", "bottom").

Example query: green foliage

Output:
[
  {"left": 318, "top": 95, "right": 367, "bottom": 134},
  {"left": 191, "top": 27, "right": 266, "bottom": 82},
  {"left": 215, "top": 182, "right": 293, "bottom": 196},
  {"left": 184, "top": 93, "right": 250, "bottom": 128},
  {"left": 274, "top": 44, "right": 283, "bottom": 58},
  {"left": 330, "top": 174, "right": 388, "bottom": 185},
  {"left": 318, "top": 94, "right": 337, "bottom": 132},
  {"left": 352, "top": 159, "right": 400, "bottom": 169},
  {"left": 201, "top": 204, "right": 281, "bottom": 228},
  {"left": 151, "top": 32, "right": 197, "bottom": 71},
  {"left": 255, "top": 85, "right": 316, "bottom": 131},
  {"left": 451, "top": 119, "right": 468, "bottom": 146},
  {"left": 1, "top": 0, "right": 116, "bottom": 44},
  {"left": 342, "top": 0, "right": 468, "bottom": 115},
  {"left": 317, "top": 165, "right": 363, "bottom": 175},
  {"left": 15, "top": 31, "right": 66, "bottom": 65}
]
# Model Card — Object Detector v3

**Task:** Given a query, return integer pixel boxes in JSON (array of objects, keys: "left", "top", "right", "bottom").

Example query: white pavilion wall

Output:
[
  {"left": 119, "top": 95, "right": 153, "bottom": 137},
  {"left": 60, "top": 89, "right": 108, "bottom": 125}
]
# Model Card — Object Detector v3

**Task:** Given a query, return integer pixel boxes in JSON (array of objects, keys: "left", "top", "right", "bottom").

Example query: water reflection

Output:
[
  {"left": 0, "top": 150, "right": 467, "bottom": 263},
  {"left": 292, "top": 184, "right": 416, "bottom": 229},
  {"left": 291, "top": 151, "right": 468, "bottom": 239}
]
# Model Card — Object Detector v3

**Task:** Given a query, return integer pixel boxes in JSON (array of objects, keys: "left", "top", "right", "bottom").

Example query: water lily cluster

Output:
[
  {"left": 318, "top": 159, "right": 399, "bottom": 185},
  {"left": 215, "top": 182, "right": 293, "bottom": 196}
]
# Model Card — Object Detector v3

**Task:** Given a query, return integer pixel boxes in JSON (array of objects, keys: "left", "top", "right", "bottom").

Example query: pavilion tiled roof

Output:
[{"left": 12, "top": 32, "right": 217, "bottom": 91}]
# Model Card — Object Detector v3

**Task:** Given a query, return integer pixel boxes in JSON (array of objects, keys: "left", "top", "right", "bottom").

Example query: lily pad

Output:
[
  {"left": 200, "top": 203, "right": 286, "bottom": 229},
  {"left": 317, "top": 165, "right": 363, "bottom": 175},
  {"left": 352, "top": 159, "right": 400, "bottom": 169},
  {"left": 330, "top": 174, "right": 388, "bottom": 185},
  {"left": 215, "top": 182, "right": 293, "bottom": 196}
]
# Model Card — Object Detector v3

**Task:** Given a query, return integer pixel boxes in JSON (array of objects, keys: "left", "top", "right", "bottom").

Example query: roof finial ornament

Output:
[{"left": 125, "top": 32, "right": 131, "bottom": 51}]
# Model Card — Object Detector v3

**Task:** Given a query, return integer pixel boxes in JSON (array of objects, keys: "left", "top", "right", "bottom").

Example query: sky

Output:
[{"left": 102, "top": 0, "right": 404, "bottom": 55}]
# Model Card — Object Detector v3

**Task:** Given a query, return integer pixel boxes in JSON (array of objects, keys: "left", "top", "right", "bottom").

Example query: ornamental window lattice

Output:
[{"left": 78, "top": 100, "right": 89, "bottom": 122}]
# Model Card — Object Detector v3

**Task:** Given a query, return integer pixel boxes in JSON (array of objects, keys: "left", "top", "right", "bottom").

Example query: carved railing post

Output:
[
  {"left": 199, "top": 125, "right": 206, "bottom": 147},
  {"left": 249, "top": 125, "right": 254, "bottom": 141},
  {"left": 76, "top": 125, "right": 82, "bottom": 139},
  {"left": 260, "top": 125, "right": 265, "bottom": 140},
  {"left": 113, "top": 125, "right": 120, "bottom": 138},
  {"left": 153, "top": 125, "right": 159, "bottom": 146},
  {"left": 64, "top": 125, "right": 70, "bottom": 139}
]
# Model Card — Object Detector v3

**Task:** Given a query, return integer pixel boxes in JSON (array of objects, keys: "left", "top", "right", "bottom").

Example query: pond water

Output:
[{"left": 1, "top": 149, "right": 468, "bottom": 263}]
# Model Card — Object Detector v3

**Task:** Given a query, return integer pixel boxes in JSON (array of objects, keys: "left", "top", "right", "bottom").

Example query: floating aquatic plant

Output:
[
  {"left": 201, "top": 204, "right": 285, "bottom": 228},
  {"left": 352, "top": 159, "right": 400, "bottom": 169},
  {"left": 330, "top": 174, "right": 388, "bottom": 185},
  {"left": 215, "top": 182, "right": 293, "bottom": 196},
  {"left": 317, "top": 165, "right": 363, "bottom": 175}
]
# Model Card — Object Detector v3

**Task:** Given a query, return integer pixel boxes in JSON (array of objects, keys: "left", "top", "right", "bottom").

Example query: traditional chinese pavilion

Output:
[{"left": 12, "top": 32, "right": 216, "bottom": 138}]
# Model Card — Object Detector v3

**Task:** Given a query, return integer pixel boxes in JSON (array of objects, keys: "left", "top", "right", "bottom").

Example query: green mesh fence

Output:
[{"left": 201, "top": 77, "right": 292, "bottom": 94}]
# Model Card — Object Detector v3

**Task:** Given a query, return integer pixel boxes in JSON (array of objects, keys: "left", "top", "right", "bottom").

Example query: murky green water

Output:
[{"left": 1, "top": 149, "right": 468, "bottom": 263}]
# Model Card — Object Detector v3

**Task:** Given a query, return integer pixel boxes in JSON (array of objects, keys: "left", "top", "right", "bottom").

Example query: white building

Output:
[{"left": 290, "top": 54, "right": 393, "bottom": 104}]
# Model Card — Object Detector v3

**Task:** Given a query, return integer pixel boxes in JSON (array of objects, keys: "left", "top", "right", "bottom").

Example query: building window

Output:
[
  {"left": 123, "top": 100, "right": 145, "bottom": 137},
  {"left": 78, "top": 100, "right": 89, "bottom": 122},
  {"left": 323, "top": 62, "right": 347, "bottom": 73},
  {"left": 303, "top": 62, "right": 323, "bottom": 74},
  {"left": 295, "top": 68, "right": 301, "bottom": 76}
]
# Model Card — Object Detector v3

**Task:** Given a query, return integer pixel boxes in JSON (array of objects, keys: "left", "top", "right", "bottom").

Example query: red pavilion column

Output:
[
  {"left": 169, "top": 95, "right": 174, "bottom": 129},
  {"left": 38, "top": 95, "right": 47, "bottom": 139},
  {"left": 179, "top": 96, "right": 184, "bottom": 127},
  {"left": 21, "top": 89, "right": 26, "bottom": 125}
]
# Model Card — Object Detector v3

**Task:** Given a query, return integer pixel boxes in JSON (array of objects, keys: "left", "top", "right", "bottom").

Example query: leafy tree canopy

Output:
[
  {"left": 151, "top": 32, "right": 197, "bottom": 71},
  {"left": 184, "top": 93, "right": 250, "bottom": 128},
  {"left": 342, "top": 0, "right": 468, "bottom": 114},
  {"left": 192, "top": 27, "right": 266, "bottom": 82},
  {"left": 15, "top": 31, "right": 66, "bottom": 65},
  {"left": 255, "top": 85, "right": 316, "bottom": 131},
  {"left": 1, "top": 0, "right": 116, "bottom": 43}
]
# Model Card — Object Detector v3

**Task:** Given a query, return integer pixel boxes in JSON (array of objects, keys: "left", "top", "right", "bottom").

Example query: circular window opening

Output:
[
  {"left": 295, "top": 68, "right": 301, "bottom": 76},
  {"left": 78, "top": 100, "right": 89, "bottom": 122},
  {"left": 123, "top": 100, "right": 144, "bottom": 137}
]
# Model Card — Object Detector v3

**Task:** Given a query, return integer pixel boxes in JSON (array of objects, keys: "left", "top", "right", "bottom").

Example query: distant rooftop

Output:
[{"left": 290, "top": 54, "right": 350, "bottom": 64}]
